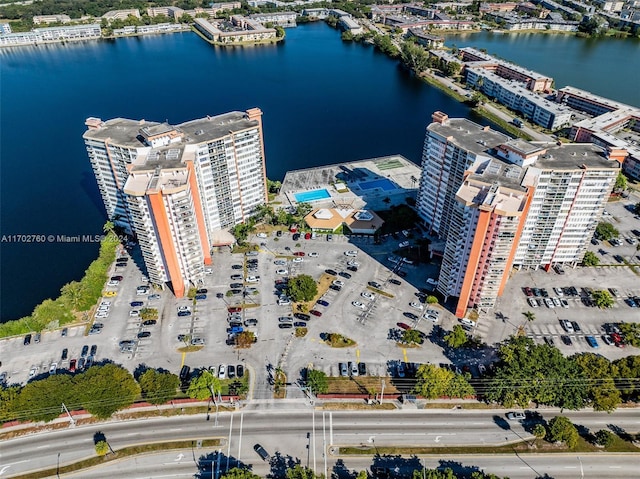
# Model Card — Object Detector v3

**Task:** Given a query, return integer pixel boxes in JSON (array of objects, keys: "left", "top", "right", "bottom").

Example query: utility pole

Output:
[
  {"left": 380, "top": 380, "right": 385, "bottom": 405},
  {"left": 578, "top": 456, "right": 584, "bottom": 479},
  {"left": 61, "top": 403, "right": 75, "bottom": 427}
]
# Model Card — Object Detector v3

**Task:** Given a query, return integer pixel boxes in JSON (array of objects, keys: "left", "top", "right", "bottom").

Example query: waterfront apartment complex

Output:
[
  {"left": 83, "top": 109, "right": 268, "bottom": 297},
  {"left": 417, "top": 112, "right": 620, "bottom": 317}
]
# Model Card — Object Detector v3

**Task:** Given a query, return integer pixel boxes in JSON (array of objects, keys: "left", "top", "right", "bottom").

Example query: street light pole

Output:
[
  {"left": 380, "top": 380, "right": 385, "bottom": 405},
  {"left": 578, "top": 456, "right": 584, "bottom": 479}
]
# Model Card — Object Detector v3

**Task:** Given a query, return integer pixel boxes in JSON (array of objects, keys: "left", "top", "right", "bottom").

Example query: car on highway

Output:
[
  {"left": 506, "top": 411, "right": 526, "bottom": 421},
  {"left": 254, "top": 443, "right": 270, "bottom": 461}
]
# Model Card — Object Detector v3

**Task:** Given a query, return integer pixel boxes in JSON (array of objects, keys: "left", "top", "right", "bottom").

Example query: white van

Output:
[{"left": 460, "top": 318, "right": 475, "bottom": 327}]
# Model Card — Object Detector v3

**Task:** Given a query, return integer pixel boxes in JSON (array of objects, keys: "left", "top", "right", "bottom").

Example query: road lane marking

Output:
[{"left": 169, "top": 428, "right": 183, "bottom": 432}]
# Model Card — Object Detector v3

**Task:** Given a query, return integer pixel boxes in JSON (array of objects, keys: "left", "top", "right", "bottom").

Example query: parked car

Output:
[
  {"left": 585, "top": 335, "right": 599, "bottom": 348},
  {"left": 310, "top": 310, "right": 322, "bottom": 317},
  {"left": 339, "top": 362, "right": 348, "bottom": 377},
  {"left": 24, "top": 334, "right": 32, "bottom": 345},
  {"left": 254, "top": 444, "right": 270, "bottom": 461},
  {"left": 560, "top": 335, "right": 572, "bottom": 346}
]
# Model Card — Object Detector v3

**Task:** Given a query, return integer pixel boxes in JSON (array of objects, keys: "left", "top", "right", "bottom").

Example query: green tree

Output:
[
  {"left": 581, "top": 251, "right": 600, "bottom": 266},
  {"left": 595, "top": 222, "right": 619, "bottom": 241},
  {"left": 400, "top": 41, "right": 429, "bottom": 72},
  {"left": 17, "top": 374, "right": 80, "bottom": 422},
  {"left": 591, "top": 290, "right": 614, "bottom": 309},
  {"left": 355, "top": 471, "right": 368, "bottom": 479},
  {"left": 267, "top": 178, "right": 282, "bottom": 194},
  {"left": 79, "top": 364, "right": 140, "bottom": 419},
  {"left": 614, "top": 172, "right": 627, "bottom": 192},
  {"left": 573, "top": 353, "right": 620, "bottom": 412},
  {"left": 444, "top": 325, "right": 468, "bottom": 348},
  {"left": 95, "top": 440, "right": 109, "bottom": 456},
  {"left": 31, "top": 298, "right": 73, "bottom": 331},
  {"left": 426, "top": 295, "right": 438, "bottom": 304},
  {"left": 60, "top": 281, "right": 84, "bottom": 310},
  {"left": 522, "top": 311, "right": 536, "bottom": 322},
  {"left": 0, "top": 386, "right": 20, "bottom": 423},
  {"left": 286, "top": 464, "right": 321, "bottom": 479},
  {"left": 548, "top": 416, "right": 579, "bottom": 448},
  {"left": 617, "top": 323, "right": 640, "bottom": 347},
  {"left": 613, "top": 355, "right": 640, "bottom": 400},
  {"left": 275, "top": 25, "right": 285, "bottom": 38},
  {"left": 306, "top": 369, "right": 329, "bottom": 395},
  {"left": 138, "top": 369, "right": 180, "bottom": 405},
  {"left": 594, "top": 429, "right": 614, "bottom": 447},
  {"left": 402, "top": 329, "right": 423, "bottom": 345},
  {"left": 235, "top": 330, "right": 256, "bottom": 348},
  {"left": 373, "top": 34, "right": 400, "bottom": 58},
  {"left": 186, "top": 370, "right": 222, "bottom": 400},
  {"left": 533, "top": 423, "right": 546, "bottom": 439},
  {"left": 442, "top": 60, "right": 462, "bottom": 77},
  {"left": 486, "top": 336, "right": 587, "bottom": 409},
  {"left": 413, "top": 364, "right": 474, "bottom": 399},
  {"left": 286, "top": 275, "right": 318, "bottom": 302},
  {"left": 221, "top": 468, "right": 261, "bottom": 479}
]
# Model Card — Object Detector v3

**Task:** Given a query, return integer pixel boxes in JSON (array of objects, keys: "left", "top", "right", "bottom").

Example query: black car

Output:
[
  {"left": 276, "top": 230, "right": 283, "bottom": 237},
  {"left": 279, "top": 323, "right": 293, "bottom": 329},
  {"left": 24, "top": 334, "right": 32, "bottom": 345},
  {"left": 81, "top": 345, "right": 89, "bottom": 357},
  {"left": 329, "top": 284, "right": 342, "bottom": 292},
  {"left": 61, "top": 348, "right": 68, "bottom": 360},
  {"left": 231, "top": 264, "right": 243, "bottom": 270},
  {"left": 196, "top": 288, "right": 208, "bottom": 294},
  {"left": 358, "top": 362, "right": 367, "bottom": 376},
  {"left": 540, "top": 288, "right": 549, "bottom": 298},
  {"left": 338, "top": 271, "right": 352, "bottom": 279},
  {"left": 403, "top": 312, "right": 418, "bottom": 320},
  {"left": 561, "top": 335, "right": 572, "bottom": 346},
  {"left": 77, "top": 357, "right": 86, "bottom": 371},
  {"left": 131, "top": 301, "right": 144, "bottom": 307},
  {"left": 143, "top": 319, "right": 157, "bottom": 326},
  {"left": 230, "top": 289, "right": 243, "bottom": 295},
  {"left": 325, "top": 269, "right": 337, "bottom": 276},
  {"left": 90, "top": 345, "right": 97, "bottom": 356},
  {"left": 396, "top": 270, "right": 407, "bottom": 278},
  {"left": 294, "top": 321, "right": 307, "bottom": 327},
  {"left": 368, "top": 281, "right": 381, "bottom": 289},
  {"left": 216, "top": 292, "right": 224, "bottom": 299},
  {"left": 137, "top": 331, "right": 151, "bottom": 338},
  {"left": 230, "top": 283, "right": 244, "bottom": 289},
  {"left": 237, "top": 364, "right": 244, "bottom": 378},
  {"left": 389, "top": 279, "right": 402, "bottom": 285},
  {"left": 228, "top": 365, "right": 236, "bottom": 379},
  {"left": 254, "top": 443, "right": 270, "bottom": 461},
  {"left": 178, "top": 311, "right": 192, "bottom": 317},
  {"left": 61, "top": 327, "right": 68, "bottom": 337},
  {"left": 543, "top": 336, "right": 555, "bottom": 347},
  {"left": 292, "top": 233, "right": 300, "bottom": 240},
  {"left": 294, "top": 313, "right": 310, "bottom": 321},
  {"left": 347, "top": 265, "right": 358, "bottom": 272}
]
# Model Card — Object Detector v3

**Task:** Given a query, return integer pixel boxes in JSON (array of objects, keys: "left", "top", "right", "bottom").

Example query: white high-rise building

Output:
[
  {"left": 417, "top": 112, "right": 621, "bottom": 317},
  {"left": 84, "top": 108, "right": 268, "bottom": 297}
]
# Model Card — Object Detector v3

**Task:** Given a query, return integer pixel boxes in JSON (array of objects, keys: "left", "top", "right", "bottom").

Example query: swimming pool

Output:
[
  {"left": 359, "top": 178, "right": 397, "bottom": 191},
  {"left": 294, "top": 189, "right": 331, "bottom": 203}
]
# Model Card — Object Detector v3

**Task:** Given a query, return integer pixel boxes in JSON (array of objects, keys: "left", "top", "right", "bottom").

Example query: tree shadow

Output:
[
  {"left": 575, "top": 424, "right": 594, "bottom": 443},
  {"left": 608, "top": 423, "right": 634, "bottom": 442},
  {"left": 332, "top": 458, "right": 360, "bottom": 479},
  {"left": 522, "top": 411, "right": 546, "bottom": 434},
  {"left": 133, "top": 363, "right": 150, "bottom": 381},
  {"left": 268, "top": 451, "right": 301, "bottom": 478},
  {"left": 370, "top": 454, "right": 423, "bottom": 478},
  {"left": 195, "top": 451, "right": 253, "bottom": 479}
]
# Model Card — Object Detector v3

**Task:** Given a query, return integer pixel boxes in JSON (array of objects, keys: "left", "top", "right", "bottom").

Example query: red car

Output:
[
  {"left": 69, "top": 359, "right": 77, "bottom": 372},
  {"left": 310, "top": 310, "right": 322, "bottom": 317},
  {"left": 228, "top": 306, "right": 242, "bottom": 313},
  {"left": 397, "top": 322, "right": 411, "bottom": 330},
  {"left": 304, "top": 232, "right": 311, "bottom": 240},
  {"left": 611, "top": 332, "right": 624, "bottom": 347},
  {"left": 293, "top": 251, "right": 305, "bottom": 256}
]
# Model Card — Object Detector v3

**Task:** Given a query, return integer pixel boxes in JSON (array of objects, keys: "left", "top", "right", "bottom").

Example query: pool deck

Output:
[{"left": 276, "top": 155, "right": 422, "bottom": 211}]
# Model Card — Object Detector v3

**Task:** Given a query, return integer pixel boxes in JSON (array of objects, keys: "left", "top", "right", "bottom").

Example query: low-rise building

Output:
[
  {"left": 146, "top": 6, "right": 186, "bottom": 20},
  {"left": 0, "top": 24, "right": 101, "bottom": 46},
  {"left": 407, "top": 29, "right": 445, "bottom": 48},
  {"left": 302, "top": 8, "right": 331, "bottom": 19},
  {"left": 194, "top": 16, "right": 277, "bottom": 44},
  {"left": 304, "top": 207, "right": 384, "bottom": 234},
  {"left": 483, "top": 10, "right": 579, "bottom": 30},
  {"left": 248, "top": 12, "right": 297, "bottom": 27},
  {"left": 0, "top": 23, "right": 12, "bottom": 34},
  {"left": 465, "top": 68, "right": 573, "bottom": 130},
  {"left": 33, "top": 14, "right": 71, "bottom": 25},
  {"left": 102, "top": 9, "right": 141, "bottom": 22}
]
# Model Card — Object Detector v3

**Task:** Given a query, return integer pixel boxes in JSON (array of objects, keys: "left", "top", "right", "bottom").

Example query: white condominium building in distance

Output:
[
  {"left": 83, "top": 108, "right": 268, "bottom": 297},
  {"left": 417, "top": 112, "right": 621, "bottom": 317}
]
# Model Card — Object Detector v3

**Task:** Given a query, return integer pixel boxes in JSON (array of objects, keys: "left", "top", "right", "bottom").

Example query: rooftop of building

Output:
[
  {"left": 535, "top": 143, "right": 619, "bottom": 170},
  {"left": 83, "top": 111, "right": 259, "bottom": 147},
  {"left": 427, "top": 117, "right": 512, "bottom": 156},
  {"left": 559, "top": 85, "right": 633, "bottom": 111}
]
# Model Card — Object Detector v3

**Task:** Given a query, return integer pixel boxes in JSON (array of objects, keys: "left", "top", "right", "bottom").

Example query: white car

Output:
[
  {"left": 332, "top": 280, "right": 345, "bottom": 287},
  {"left": 96, "top": 311, "right": 110, "bottom": 319},
  {"left": 276, "top": 269, "right": 289, "bottom": 275},
  {"left": 204, "top": 268, "right": 213, "bottom": 275},
  {"left": 426, "top": 278, "right": 438, "bottom": 286},
  {"left": 399, "top": 241, "right": 410, "bottom": 248},
  {"left": 177, "top": 306, "right": 191, "bottom": 313},
  {"left": 426, "top": 309, "right": 439, "bottom": 317},
  {"left": 308, "top": 252, "right": 319, "bottom": 258},
  {"left": 344, "top": 250, "right": 358, "bottom": 257},
  {"left": 347, "top": 260, "right": 359, "bottom": 267},
  {"left": 100, "top": 300, "right": 111, "bottom": 307},
  {"left": 528, "top": 297, "right": 539, "bottom": 308},
  {"left": 352, "top": 301, "right": 366, "bottom": 310},
  {"left": 107, "top": 280, "right": 120, "bottom": 287},
  {"left": 49, "top": 363, "right": 58, "bottom": 375},
  {"left": 218, "top": 364, "right": 226, "bottom": 379},
  {"left": 277, "top": 297, "right": 291, "bottom": 306},
  {"left": 544, "top": 298, "right": 555, "bottom": 308},
  {"left": 551, "top": 297, "right": 561, "bottom": 307},
  {"left": 292, "top": 257, "right": 303, "bottom": 263},
  {"left": 426, "top": 314, "right": 438, "bottom": 323},
  {"left": 129, "top": 310, "right": 140, "bottom": 317},
  {"left": 409, "top": 301, "right": 424, "bottom": 310},
  {"left": 245, "top": 276, "right": 260, "bottom": 283},
  {"left": 29, "top": 367, "right": 38, "bottom": 378},
  {"left": 361, "top": 291, "right": 374, "bottom": 300},
  {"left": 256, "top": 233, "right": 267, "bottom": 238}
]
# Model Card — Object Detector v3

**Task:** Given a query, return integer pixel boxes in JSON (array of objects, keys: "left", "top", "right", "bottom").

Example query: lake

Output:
[{"left": 0, "top": 23, "right": 638, "bottom": 321}]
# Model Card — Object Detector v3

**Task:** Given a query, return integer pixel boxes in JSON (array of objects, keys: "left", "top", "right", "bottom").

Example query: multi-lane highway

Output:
[{"left": 1, "top": 408, "right": 639, "bottom": 478}]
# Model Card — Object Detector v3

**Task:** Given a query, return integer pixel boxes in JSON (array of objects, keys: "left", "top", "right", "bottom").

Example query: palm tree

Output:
[
  {"left": 103, "top": 221, "right": 115, "bottom": 235},
  {"left": 517, "top": 311, "right": 536, "bottom": 336}
]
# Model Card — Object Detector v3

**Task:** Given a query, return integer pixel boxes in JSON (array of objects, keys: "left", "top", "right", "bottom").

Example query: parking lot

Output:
[{"left": 3, "top": 196, "right": 640, "bottom": 393}]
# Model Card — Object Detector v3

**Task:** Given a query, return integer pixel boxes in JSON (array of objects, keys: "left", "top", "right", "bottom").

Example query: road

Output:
[
  {"left": 60, "top": 450, "right": 639, "bottom": 479},
  {"left": 1, "top": 408, "right": 639, "bottom": 477}
]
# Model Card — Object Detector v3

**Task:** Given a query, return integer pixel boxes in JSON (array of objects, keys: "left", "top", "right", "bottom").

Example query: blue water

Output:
[
  {"left": 294, "top": 189, "right": 331, "bottom": 202},
  {"left": 359, "top": 179, "right": 397, "bottom": 191},
  {"left": 1, "top": 24, "right": 638, "bottom": 321}
]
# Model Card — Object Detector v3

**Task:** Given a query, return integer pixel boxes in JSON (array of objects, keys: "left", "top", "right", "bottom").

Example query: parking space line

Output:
[{"left": 180, "top": 351, "right": 186, "bottom": 367}]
